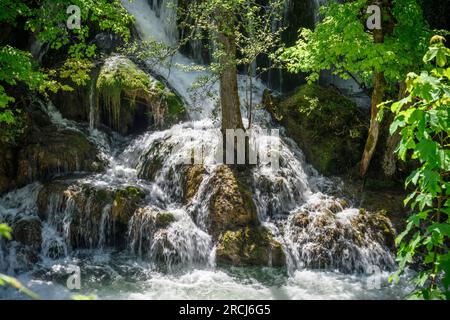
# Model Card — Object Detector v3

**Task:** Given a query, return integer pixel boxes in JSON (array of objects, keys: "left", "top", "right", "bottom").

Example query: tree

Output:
[
  {"left": 0, "top": 0, "right": 134, "bottom": 143},
  {"left": 383, "top": 36, "right": 450, "bottom": 300},
  {"left": 178, "top": 0, "right": 285, "bottom": 132},
  {"left": 280, "top": 0, "right": 430, "bottom": 178}
]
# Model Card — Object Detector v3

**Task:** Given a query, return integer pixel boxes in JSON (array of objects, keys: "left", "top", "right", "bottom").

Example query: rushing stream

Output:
[{"left": 0, "top": 0, "right": 412, "bottom": 300}]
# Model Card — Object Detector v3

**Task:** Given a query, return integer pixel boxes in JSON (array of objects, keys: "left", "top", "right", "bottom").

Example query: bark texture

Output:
[{"left": 219, "top": 33, "right": 244, "bottom": 131}]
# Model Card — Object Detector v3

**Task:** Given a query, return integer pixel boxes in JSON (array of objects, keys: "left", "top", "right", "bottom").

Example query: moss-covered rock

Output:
[
  {"left": 97, "top": 55, "right": 156, "bottom": 135},
  {"left": 16, "top": 127, "right": 105, "bottom": 187},
  {"left": 207, "top": 165, "right": 258, "bottom": 240},
  {"left": 183, "top": 164, "right": 206, "bottom": 202},
  {"left": 154, "top": 81, "right": 187, "bottom": 123},
  {"left": 155, "top": 212, "right": 176, "bottom": 228},
  {"left": 96, "top": 56, "right": 186, "bottom": 135},
  {"left": 112, "top": 186, "right": 146, "bottom": 225},
  {"left": 289, "top": 201, "right": 396, "bottom": 273},
  {"left": 216, "top": 226, "right": 285, "bottom": 267},
  {"left": 264, "top": 84, "right": 367, "bottom": 175},
  {"left": 37, "top": 180, "right": 145, "bottom": 249},
  {"left": 12, "top": 217, "right": 42, "bottom": 253},
  {"left": 351, "top": 209, "right": 396, "bottom": 251}
]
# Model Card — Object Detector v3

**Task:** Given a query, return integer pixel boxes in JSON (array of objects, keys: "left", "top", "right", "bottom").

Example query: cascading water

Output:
[{"left": 0, "top": 0, "right": 412, "bottom": 299}]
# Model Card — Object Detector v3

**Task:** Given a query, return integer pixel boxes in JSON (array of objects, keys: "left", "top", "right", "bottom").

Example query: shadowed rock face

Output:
[
  {"left": 16, "top": 128, "right": 105, "bottom": 187},
  {"left": 37, "top": 180, "right": 146, "bottom": 249},
  {"left": 264, "top": 84, "right": 367, "bottom": 176},
  {"left": 0, "top": 106, "right": 105, "bottom": 195}
]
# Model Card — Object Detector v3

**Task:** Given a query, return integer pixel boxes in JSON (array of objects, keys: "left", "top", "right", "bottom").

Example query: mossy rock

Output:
[
  {"left": 183, "top": 164, "right": 206, "bottom": 202},
  {"left": 154, "top": 81, "right": 187, "bottom": 123},
  {"left": 265, "top": 84, "right": 368, "bottom": 175},
  {"left": 16, "top": 128, "right": 105, "bottom": 187},
  {"left": 97, "top": 55, "right": 156, "bottom": 135},
  {"left": 216, "top": 226, "right": 285, "bottom": 267},
  {"left": 12, "top": 217, "right": 42, "bottom": 253},
  {"left": 96, "top": 56, "right": 186, "bottom": 135},
  {"left": 112, "top": 186, "right": 146, "bottom": 225},
  {"left": 37, "top": 180, "right": 145, "bottom": 249},
  {"left": 207, "top": 165, "right": 258, "bottom": 240},
  {"left": 351, "top": 209, "right": 396, "bottom": 251},
  {"left": 155, "top": 212, "right": 176, "bottom": 228}
]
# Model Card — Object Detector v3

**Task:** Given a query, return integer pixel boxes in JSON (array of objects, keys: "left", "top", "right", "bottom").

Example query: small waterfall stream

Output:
[{"left": 0, "top": 0, "right": 411, "bottom": 300}]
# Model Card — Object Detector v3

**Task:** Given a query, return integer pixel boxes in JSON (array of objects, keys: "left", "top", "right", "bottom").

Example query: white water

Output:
[{"left": 0, "top": 0, "right": 411, "bottom": 300}]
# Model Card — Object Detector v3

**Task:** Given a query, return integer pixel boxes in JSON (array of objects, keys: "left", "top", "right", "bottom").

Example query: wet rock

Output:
[
  {"left": 183, "top": 164, "right": 206, "bottom": 202},
  {"left": 127, "top": 207, "right": 178, "bottom": 262},
  {"left": 112, "top": 186, "right": 146, "bottom": 225},
  {"left": 289, "top": 202, "right": 396, "bottom": 273},
  {"left": 264, "top": 84, "right": 367, "bottom": 175},
  {"left": 351, "top": 209, "right": 396, "bottom": 251},
  {"left": 37, "top": 180, "right": 145, "bottom": 249},
  {"left": 96, "top": 55, "right": 186, "bottom": 135},
  {"left": 155, "top": 212, "right": 176, "bottom": 229},
  {"left": 207, "top": 165, "right": 258, "bottom": 240},
  {"left": 94, "top": 33, "right": 123, "bottom": 54},
  {"left": 0, "top": 144, "right": 16, "bottom": 195},
  {"left": 16, "top": 128, "right": 105, "bottom": 187},
  {"left": 216, "top": 226, "right": 285, "bottom": 267},
  {"left": 12, "top": 217, "right": 42, "bottom": 253}
]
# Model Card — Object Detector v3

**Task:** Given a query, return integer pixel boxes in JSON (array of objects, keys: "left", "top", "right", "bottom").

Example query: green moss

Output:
[
  {"left": 95, "top": 189, "right": 110, "bottom": 203},
  {"left": 166, "top": 92, "right": 185, "bottom": 117},
  {"left": 154, "top": 81, "right": 186, "bottom": 121},
  {"left": 112, "top": 186, "right": 145, "bottom": 224},
  {"left": 155, "top": 212, "right": 176, "bottom": 228},
  {"left": 97, "top": 56, "right": 153, "bottom": 133},
  {"left": 216, "top": 226, "right": 285, "bottom": 267},
  {"left": 271, "top": 84, "right": 368, "bottom": 175},
  {"left": 114, "top": 186, "right": 145, "bottom": 204}
]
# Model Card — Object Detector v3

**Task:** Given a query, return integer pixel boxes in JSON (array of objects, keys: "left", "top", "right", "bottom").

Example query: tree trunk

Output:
[
  {"left": 219, "top": 33, "right": 244, "bottom": 131},
  {"left": 382, "top": 81, "right": 407, "bottom": 177},
  {"left": 359, "top": 27, "right": 385, "bottom": 178}
]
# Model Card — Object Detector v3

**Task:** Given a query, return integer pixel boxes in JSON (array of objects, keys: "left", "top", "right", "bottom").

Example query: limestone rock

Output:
[
  {"left": 264, "top": 84, "right": 367, "bottom": 175},
  {"left": 216, "top": 226, "right": 285, "bottom": 267}
]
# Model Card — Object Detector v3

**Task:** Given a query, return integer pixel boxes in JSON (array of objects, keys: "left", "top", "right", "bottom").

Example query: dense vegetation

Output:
[{"left": 0, "top": 0, "right": 449, "bottom": 300}]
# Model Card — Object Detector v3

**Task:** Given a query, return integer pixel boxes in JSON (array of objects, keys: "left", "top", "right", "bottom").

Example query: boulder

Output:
[
  {"left": 112, "top": 186, "right": 146, "bottom": 225},
  {"left": 206, "top": 165, "right": 258, "bottom": 240},
  {"left": 37, "top": 180, "right": 145, "bottom": 249},
  {"left": 51, "top": 55, "right": 187, "bottom": 135},
  {"left": 216, "top": 226, "right": 285, "bottom": 267},
  {"left": 127, "top": 207, "right": 178, "bottom": 261},
  {"left": 264, "top": 84, "right": 367, "bottom": 175},
  {"left": 96, "top": 55, "right": 186, "bottom": 135},
  {"left": 16, "top": 127, "right": 105, "bottom": 187},
  {"left": 12, "top": 217, "right": 42, "bottom": 253},
  {"left": 289, "top": 203, "right": 396, "bottom": 273}
]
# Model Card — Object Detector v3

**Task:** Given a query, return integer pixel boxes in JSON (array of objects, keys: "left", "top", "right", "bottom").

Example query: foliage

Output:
[
  {"left": 381, "top": 36, "right": 450, "bottom": 300},
  {"left": 0, "top": 0, "right": 134, "bottom": 137},
  {"left": 0, "top": 223, "right": 12, "bottom": 240},
  {"left": 178, "top": 0, "right": 286, "bottom": 106},
  {"left": 179, "top": 0, "right": 286, "bottom": 67},
  {"left": 280, "top": 0, "right": 430, "bottom": 88}
]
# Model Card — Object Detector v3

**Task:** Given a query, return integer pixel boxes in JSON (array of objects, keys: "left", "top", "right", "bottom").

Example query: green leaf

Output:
[{"left": 0, "top": 223, "right": 12, "bottom": 240}]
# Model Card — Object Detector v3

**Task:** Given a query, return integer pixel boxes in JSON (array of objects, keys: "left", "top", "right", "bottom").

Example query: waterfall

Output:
[{"left": 0, "top": 0, "right": 408, "bottom": 300}]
